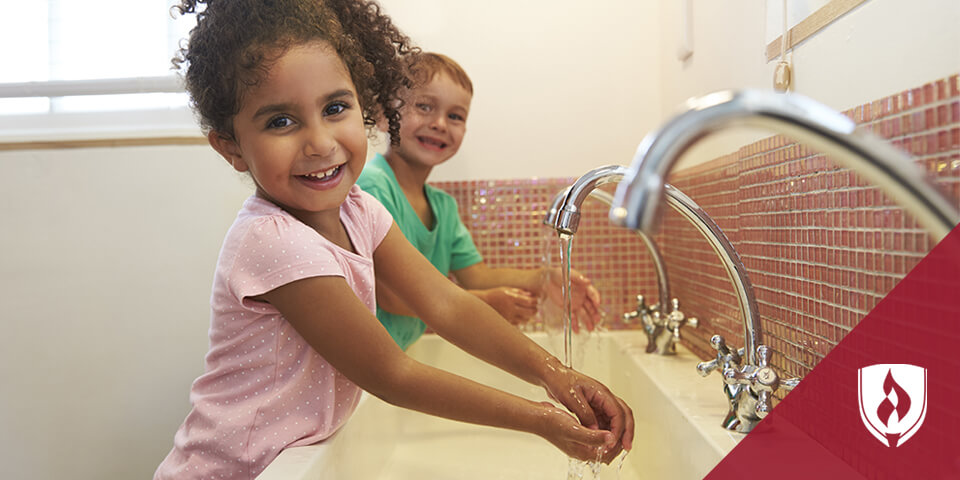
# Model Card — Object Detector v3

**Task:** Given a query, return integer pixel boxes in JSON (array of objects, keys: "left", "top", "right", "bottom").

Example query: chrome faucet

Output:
[
  {"left": 545, "top": 180, "right": 671, "bottom": 315},
  {"left": 549, "top": 163, "right": 795, "bottom": 429},
  {"left": 545, "top": 169, "right": 691, "bottom": 352},
  {"left": 696, "top": 335, "right": 799, "bottom": 432},
  {"left": 623, "top": 295, "right": 699, "bottom": 354},
  {"left": 545, "top": 167, "right": 763, "bottom": 356},
  {"left": 549, "top": 165, "right": 628, "bottom": 237},
  {"left": 610, "top": 89, "right": 959, "bottom": 242},
  {"left": 546, "top": 180, "right": 695, "bottom": 354},
  {"left": 661, "top": 183, "right": 795, "bottom": 431},
  {"left": 609, "top": 89, "right": 960, "bottom": 432}
]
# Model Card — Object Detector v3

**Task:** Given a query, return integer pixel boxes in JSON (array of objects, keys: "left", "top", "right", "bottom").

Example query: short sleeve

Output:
[
  {"left": 433, "top": 192, "right": 483, "bottom": 271},
  {"left": 448, "top": 215, "right": 483, "bottom": 270},
  {"left": 226, "top": 214, "right": 345, "bottom": 304},
  {"left": 350, "top": 187, "right": 394, "bottom": 252}
]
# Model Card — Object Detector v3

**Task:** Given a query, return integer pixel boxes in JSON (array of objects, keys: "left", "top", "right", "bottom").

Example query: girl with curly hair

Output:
[{"left": 154, "top": 1, "right": 633, "bottom": 478}]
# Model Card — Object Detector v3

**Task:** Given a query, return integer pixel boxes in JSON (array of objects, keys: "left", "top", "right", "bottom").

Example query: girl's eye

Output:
[
  {"left": 416, "top": 103, "right": 432, "bottom": 113},
  {"left": 448, "top": 113, "right": 465, "bottom": 122},
  {"left": 324, "top": 102, "right": 349, "bottom": 116},
  {"left": 267, "top": 116, "right": 293, "bottom": 129}
]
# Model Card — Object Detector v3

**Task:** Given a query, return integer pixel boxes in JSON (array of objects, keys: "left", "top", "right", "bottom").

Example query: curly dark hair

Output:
[{"left": 172, "top": 0, "right": 418, "bottom": 143}]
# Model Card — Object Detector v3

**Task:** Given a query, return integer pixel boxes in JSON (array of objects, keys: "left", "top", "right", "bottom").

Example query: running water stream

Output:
[
  {"left": 557, "top": 233, "right": 574, "bottom": 368},
  {"left": 556, "top": 230, "right": 632, "bottom": 479},
  {"left": 557, "top": 232, "right": 626, "bottom": 479}
]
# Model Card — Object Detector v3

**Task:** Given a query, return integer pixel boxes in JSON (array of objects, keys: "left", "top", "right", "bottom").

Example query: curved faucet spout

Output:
[
  {"left": 664, "top": 184, "right": 761, "bottom": 364},
  {"left": 545, "top": 184, "right": 672, "bottom": 313},
  {"left": 610, "top": 90, "right": 960, "bottom": 241},
  {"left": 551, "top": 165, "right": 630, "bottom": 235},
  {"left": 544, "top": 166, "right": 762, "bottom": 363}
]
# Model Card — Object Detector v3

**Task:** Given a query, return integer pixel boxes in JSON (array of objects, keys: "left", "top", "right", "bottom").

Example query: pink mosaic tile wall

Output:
[
  {"left": 432, "top": 74, "right": 960, "bottom": 388},
  {"left": 433, "top": 178, "right": 658, "bottom": 330}
]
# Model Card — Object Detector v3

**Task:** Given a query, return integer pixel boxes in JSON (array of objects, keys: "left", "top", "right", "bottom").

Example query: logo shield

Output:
[{"left": 858, "top": 364, "right": 927, "bottom": 448}]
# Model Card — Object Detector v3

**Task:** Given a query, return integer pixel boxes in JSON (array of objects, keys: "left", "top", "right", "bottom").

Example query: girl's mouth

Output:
[{"left": 297, "top": 164, "right": 344, "bottom": 189}]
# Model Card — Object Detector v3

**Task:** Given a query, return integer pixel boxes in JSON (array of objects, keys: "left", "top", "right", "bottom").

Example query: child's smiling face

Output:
[
  {"left": 212, "top": 40, "right": 367, "bottom": 221},
  {"left": 392, "top": 72, "right": 472, "bottom": 169}
]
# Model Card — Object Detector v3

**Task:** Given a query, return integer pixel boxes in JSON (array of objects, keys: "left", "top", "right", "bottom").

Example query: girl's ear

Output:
[{"left": 208, "top": 131, "right": 249, "bottom": 172}]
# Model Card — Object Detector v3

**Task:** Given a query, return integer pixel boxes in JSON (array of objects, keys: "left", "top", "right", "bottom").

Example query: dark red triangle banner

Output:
[{"left": 705, "top": 225, "right": 960, "bottom": 479}]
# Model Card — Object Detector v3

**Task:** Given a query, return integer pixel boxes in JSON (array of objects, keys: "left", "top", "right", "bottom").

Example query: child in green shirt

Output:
[{"left": 357, "top": 53, "right": 601, "bottom": 350}]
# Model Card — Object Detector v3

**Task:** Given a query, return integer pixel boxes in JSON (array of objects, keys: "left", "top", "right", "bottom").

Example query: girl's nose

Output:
[{"left": 304, "top": 124, "right": 338, "bottom": 158}]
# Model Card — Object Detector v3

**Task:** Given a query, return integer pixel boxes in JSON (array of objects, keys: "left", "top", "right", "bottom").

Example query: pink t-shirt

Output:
[{"left": 155, "top": 186, "right": 393, "bottom": 479}]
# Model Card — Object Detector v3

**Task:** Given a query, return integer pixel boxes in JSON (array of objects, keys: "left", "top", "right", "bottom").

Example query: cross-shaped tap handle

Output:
[
  {"left": 720, "top": 344, "right": 780, "bottom": 418},
  {"left": 696, "top": 334, "right": 743, "bottom": 377}
]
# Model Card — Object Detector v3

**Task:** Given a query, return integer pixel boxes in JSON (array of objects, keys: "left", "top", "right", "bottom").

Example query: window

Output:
[{"left": 0, "top": 1, "right": 200, "bottom": 141}]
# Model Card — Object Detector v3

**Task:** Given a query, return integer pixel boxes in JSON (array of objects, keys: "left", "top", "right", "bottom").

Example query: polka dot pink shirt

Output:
[{"left": 155, "top": 186, "right": 393, "bottom": 479}]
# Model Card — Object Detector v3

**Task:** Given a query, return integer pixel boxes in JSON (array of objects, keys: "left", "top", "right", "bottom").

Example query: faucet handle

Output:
[
  {"left": 665, "top": 298, "right": 683, "bottom": 326},
  {"left": 779, "top": 377, "right": 801, "bottom": 392},
  {"left": 719, "top": 363, "right": 778, "bottom": 419},
  {"left": 712, "top": 334, "right": 742, "bottom": 364},
  {"left": 665, "top": 298, "right": 698, "bottom": 330},
  {"left": 622, "top": 294, "right": 650, "bottom": 326},
  {"left": 756, "top": 344, "right": 773, "bottom": 367},
  {"left": 711, "top": 334, "right": 729, "bottom": 353},
  {"left": 696, "top": 361, "right": 718, "bottom": 378},
  {"left": 756, "top": 391, "right": 773, "bottom": 418},
  {"left": 751, "top": 346, "right": 806, "bottom": 417},
  {"left": 696, "top": 335, "right": 744, "bottom": 377},
  {"left": 752, "top": 345, "right": 780, "bottom": 391},
  {"left": 721, "top": 344, "right": 782, "bottom": 419},
  {"left": 636, "top": 294, "right": 648, "bottom": 312}
]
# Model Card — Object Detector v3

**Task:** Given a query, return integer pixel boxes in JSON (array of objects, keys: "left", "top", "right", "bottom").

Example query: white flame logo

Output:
[{"left": 858, "top": 364, "right": 927, "bottom": 447}]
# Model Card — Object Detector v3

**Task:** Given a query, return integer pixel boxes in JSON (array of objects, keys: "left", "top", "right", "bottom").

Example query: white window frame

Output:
[
  {"left": 0, "top": 76, "right": 200, "bottom": 145},
  {"left": 0, "top": 1, "right": 203, "bottom": 146}
]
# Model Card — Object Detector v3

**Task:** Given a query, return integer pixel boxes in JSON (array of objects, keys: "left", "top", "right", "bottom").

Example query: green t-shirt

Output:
[{"left": 356, "top": 154, "right": 483, "bottom": 349}]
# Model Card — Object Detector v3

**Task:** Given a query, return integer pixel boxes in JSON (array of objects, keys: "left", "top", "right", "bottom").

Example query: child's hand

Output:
[
  {"left": 539, "top": 362, "right": 634, "bottom": 463},
  {"left": 541, "top": 268, "right": 603, "bottom": 332},
  {"left": 533, "top": 402, "right": 618, "bottom": 462},
  {"left": 475, "top": 287, "right": 538, "bottom": 325}
]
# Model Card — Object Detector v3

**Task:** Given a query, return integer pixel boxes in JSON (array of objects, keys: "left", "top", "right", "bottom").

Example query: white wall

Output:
[
  {"left": 1, "top": 1, "right": 957, "bottom": 478},
  {"left": 374, "top": 0, "right": 663, "bottom": 181},
  {"left": 0, "top": 145, "right": 252, "bottom": 479}
]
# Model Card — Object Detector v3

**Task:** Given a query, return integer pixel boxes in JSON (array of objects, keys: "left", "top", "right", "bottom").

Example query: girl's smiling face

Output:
[{"left": 211, "top": 41, "right": 367, "bottom": 224}]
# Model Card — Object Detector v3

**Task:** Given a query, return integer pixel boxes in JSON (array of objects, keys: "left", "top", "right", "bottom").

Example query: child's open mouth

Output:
[
  {"left": 297, "top": 164, "right": 343, "bottom": 189},
  {"left": 417, "top": 136, "right": 447, "bottom": 151}
]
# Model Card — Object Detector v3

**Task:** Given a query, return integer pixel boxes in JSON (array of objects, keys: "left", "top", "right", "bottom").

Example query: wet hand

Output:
[
  {"left": 541, "top": 268, "right": 603, "bottom": 332},
  {"left": 540, "top": 362, "right": 634, "bottom": 463},
  {"left": 534, "top": 402, "right": 617, "bottom": 462},
  {"left": 479, "top": 287, "right": 538, "bottom": 325}
]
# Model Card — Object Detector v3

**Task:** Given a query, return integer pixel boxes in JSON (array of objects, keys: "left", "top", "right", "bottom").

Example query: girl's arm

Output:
[
  {"left": 373, "top": 224, "right": 633, "bottom": 458},
  {"left": 254, "top": 241, "right": 620, "bottom": 462}
]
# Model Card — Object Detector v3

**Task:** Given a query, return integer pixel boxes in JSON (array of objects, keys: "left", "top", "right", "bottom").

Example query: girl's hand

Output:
[
  {"left": 475, "top": 287, "right": 538, "bottom": 325},
  {"left": 539, "top": 361, "right": 634, "bottom": 463},
  {"left": 541, "top": 268, "right": 603, "bottom": 332},
  {"left": 533, "top": 402, "right": 617, "bottom": 462}
]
